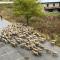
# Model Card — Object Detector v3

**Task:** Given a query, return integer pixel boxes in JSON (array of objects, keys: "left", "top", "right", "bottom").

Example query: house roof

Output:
[{"left": 38, "top": 0, "right": 60, "bottom": 3}]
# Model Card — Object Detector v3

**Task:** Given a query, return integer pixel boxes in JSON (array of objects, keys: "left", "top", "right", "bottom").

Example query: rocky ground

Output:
[{"left": 0, "top": 22, "right": 57, "bottom": 56}]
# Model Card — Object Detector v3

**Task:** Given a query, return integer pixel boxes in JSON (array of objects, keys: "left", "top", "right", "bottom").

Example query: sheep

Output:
[
  {"left": 39, "top": 38, "right": 46, "bottom": 43},
  {"left": 32, "top": 50, "right": 39, "bottom": 56},
  {"left": 51, "top": 51, "right": 58, "bottom": 57},
  {"left": 25, "top": 45, "right": 31, "bottom": 50},
  {"left": 34, "top": 42, "right": 39, "bottom": 46},
  {"left": 20, "top": 43, "right": 26, "bottom": 48},
  {"left": 1, "top": 38, "right": 8, "bottom": 44},
  {"left": 51, "top": 42, "right": 55, "bottom": 46},
  {"left": 32, "top": 47, "right": 43, "bottom": 56},
  {"left": 38, "top": 50, "right": 42, "bottom": 56},
  {"left": 29, "top": 43, "right": 36, "bottom": 50},
  {"left": 32, "top": 48, "right": 38, "bottom": 52},
  {"left": 33, "top": 47, "right": 43, "bottom": 56},
  {"left": 10, "top": 41, "right": 17, "bottom": 47},
  {"left": 45, "top": 48, "right": 51, "bottom": 54}
]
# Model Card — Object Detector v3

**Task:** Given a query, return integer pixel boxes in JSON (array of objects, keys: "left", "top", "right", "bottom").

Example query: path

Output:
[
  {"left": 16, "top": 41, "right": 60, "bottom": 60},
  {"left": 0, "top": 19, "right": 11, "bottom": 29},
  {"left": 0, "top": 42, "right": 24, "bottom": 60},
  {"left": 0, "top": 41, "right": 60, "bottom": 60}
]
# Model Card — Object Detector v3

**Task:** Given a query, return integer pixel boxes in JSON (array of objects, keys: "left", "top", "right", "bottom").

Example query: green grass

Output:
[{"left": 45, "top": 12, "right": 60, "bottom": 16}]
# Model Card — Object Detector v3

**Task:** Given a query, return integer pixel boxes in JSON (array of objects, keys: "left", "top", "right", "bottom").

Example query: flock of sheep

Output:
[{"left": 0, "top": 23, "right": 58, "bottom": 56}]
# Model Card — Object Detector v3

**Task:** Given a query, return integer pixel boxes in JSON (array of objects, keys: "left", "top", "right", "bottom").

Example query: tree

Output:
[{"left": 14, "top": 0, "right": 43, "bottom": 25}]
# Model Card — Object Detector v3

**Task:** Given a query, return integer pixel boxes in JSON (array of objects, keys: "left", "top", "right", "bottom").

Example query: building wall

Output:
[
  {"left": 42, "top": 2, "right": 60, "bottom": 12},
  {"left": 43, "top": 3, "right": 60, "bottom": 8},
  {"left": 49, "top": 3, "right": 53, "bottom": 7},
  {"left": 55, "top": 3, "right": 59, "bottom": 7}
]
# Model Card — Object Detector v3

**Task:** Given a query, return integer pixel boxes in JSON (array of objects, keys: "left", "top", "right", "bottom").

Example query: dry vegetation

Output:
[{"left": 29, "top": 16, "right": 60, "bottom": 46}]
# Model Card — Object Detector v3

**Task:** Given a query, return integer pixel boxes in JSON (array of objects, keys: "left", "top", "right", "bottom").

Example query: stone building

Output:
[{"left": 42, "top": 1, "right": 60, "bottom": 12}]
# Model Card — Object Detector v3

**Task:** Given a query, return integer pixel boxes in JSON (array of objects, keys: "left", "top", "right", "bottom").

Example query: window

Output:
[
  {"left": 47, "top": 4, "right": 49, "bottom": 7},
  {"left": 59, "top": 3, "right": 60, "bottom": 7},
  {"left": 53, "top": 3, "right": 55, "bottom": 6}
]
